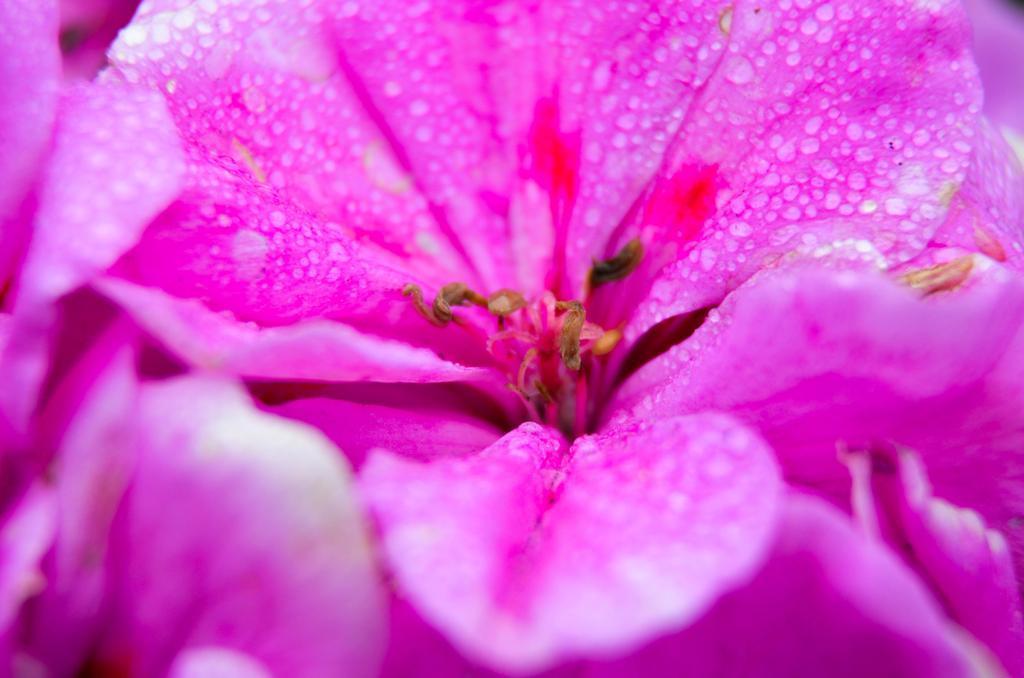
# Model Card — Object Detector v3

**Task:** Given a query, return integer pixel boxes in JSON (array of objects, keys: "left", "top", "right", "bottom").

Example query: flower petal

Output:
[
  {"left": 98, "top": 1, "right": 533, "bottom": 371},
  {"left": 0, "top": 0, "right": 61, "bottom": 287},
  {"left": 847, "top": 448, "right": 1024, "bottom": 675},
  {"left": 558, "top": 0, "right": 731, "bottom": 294},
  {"left": 168, "top": 647, "right": 272, "bottom": 678},
  {"left": 0, "top": 485, "right": 55, "bottom": 636},
  {"left": 963, "top": 0, "right": 1024, "bottom": 132},
  {"left": 591, "top": 492, "right": 980, "bottom": 677},
  {"left": 267, "top": 388, "right": 505, "bottom": 468},
  {"left": 325, "top": 0, "right": 544, "bottom": 290},
  {"left": 0, "top": 485, "right": 55, "bottom": 672},
  {"left": 18, "top": 321, "right": 139, "bottom": 676},
  {"left": 108, "top": 0, "right": 486, "bottom": 288},
  {"left": 98, "top": 277, "right": 495, "bottom": 382},
  {"left": 0, "top": 80, "right": 183, "bottom": 434},
  {"left": 361, "top": 414, "right": 780, "bottom": 673},
  {"left": 17, "top": 80, "right": 185, "bottom": 305},
  {"left": 97, "top": 376, "right": 386, "bottom": 676},
  {"left": 622, "top": 0, "right": 982, "bottom": 338},
  {"left": 59, "top": 0, "right": 141, "bottom": 80},
  {"left": 929, "top": 117, "right": 1024, "bottom": 268},
  {"left": 613, "top": 259, "right": 1024, "bottom": 587}
]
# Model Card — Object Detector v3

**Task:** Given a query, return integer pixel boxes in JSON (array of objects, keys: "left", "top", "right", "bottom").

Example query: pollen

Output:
[
  {"left": 589, "top": 239, "right": 644, "bottom": 289},
  {"left": 973, "top": 224, "right": 1007, "bottom": 262},
  {"left": 487, "top": 289, "right": 527, "bottom": 318},
  {"left": 593, "top": 328, "right": 623, "bottom": 356},
  {"left": 433, "top": 282, "right": 486, "bottom": 324},
  {"left": 402, "top": 283, "right": 445, "bottom": 327},
  {"left": 900, "top": 256, "right": 974, "bottom": 295},
  {"left": 555, "top": 300, "right": 586, "bottom": 371},
  {"left": 231, "top": 138, "right": 267, "bottom": 183},
  {"left": 718, "top": 6, "right": 734, "bottom": 35},
  {"left": 403, "top": 266, "right": 633, "bottom": 435}
]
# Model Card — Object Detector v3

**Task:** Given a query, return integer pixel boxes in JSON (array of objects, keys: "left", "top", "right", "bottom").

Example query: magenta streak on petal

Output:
[
  {"left": 558, "top": 0, "right": 733, "bottom": 300},
  {"left": 627, "top": 0, "right": 983, "bottom": 343},
  {"left": 527, "top": 97, "right": 581, "bottom": 296}
]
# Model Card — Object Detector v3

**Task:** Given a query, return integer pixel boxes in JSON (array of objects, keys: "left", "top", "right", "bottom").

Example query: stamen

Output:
[
  {"left": 505, "top": 382, "right": 543, "bottom": 423},
  {"left": 517, "top": 347, "right": 539, "bottom": 393},
  {"left": 402, "top": 284, "right": 446, "bottom": 327},
  {"left": 579, "top": 322, "right": 605, "bottom": 341},
  {"left": 555, "top": 300, "right": 585, "bottom": 370},
  {"left": 534, "top": 378, "right": 555, "bottom": 404},
  {"left": 433, "top": 282, "right": 487, "bottom": 324},
  {"left": 900, "top": 256, "right": 974, "bottom": 295},
  {"left": 593, "top": 328, "right": 623, "bottom": 356},
  {"left": 486, "top": 329, "right": 537, "bottom": 357},
  {"left": 589, "top": 238, "right": 644, "bottom": 289},
  {"left": 487, "top": 289, "right": 527, "bottom": 318}
]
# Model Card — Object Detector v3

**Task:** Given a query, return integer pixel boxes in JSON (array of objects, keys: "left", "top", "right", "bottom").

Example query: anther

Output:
[
  {"left": 517, "top": 347, "right": 539, "bottom": 393},
  {"left": 533, "top": 378, "right": 555, "bottom": 404},
  {"left": 593, "top": 328, "right": 623, "bottom": 356},
  {"left": 402, "top": 284, "right": 446, "bottom": 327},
  {"left": 487, "top": 289, "right": 527, "bottom": 318},
  {"left": 589, "top": 238, "right": 644, "bottom": 289},
  {"left": 433, "top": 282, "right": 487, "bottom": 324},
  {"left": 555, "top": 300, "right": 586, "bottom": 370},
  {"left": 900, "top": 256, "right": 974, "bottom": 296}
]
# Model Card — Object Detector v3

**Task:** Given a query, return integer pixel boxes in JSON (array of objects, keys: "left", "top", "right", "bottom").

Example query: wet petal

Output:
[
  {"left": 326, "top": 0, "right": 544, "bottom": 290},
  {"left": 100, "top": 1, "right": 527, "bottom": 372},
  {"left": 98, "top": 277, "right": 496, "bottom": 382},
  {"left": 0, "top": 0, "right": 61, "bottom": 287},
  {"left": 18, "top": 80, "right": 185, "bottom": 305},
  {"left": 613, "top": 259, "right": 1024, "bottom": 591},
  {"left": 326, "top": 0, "right": 722, "bottom": 293},
  {"left": 847, "top": 448, "right": 1024, "bottom": 675},
  {"left": 361, "top": 415, "right": 780, "bottom": 673},
  {"left": 929, "top": 117, "right": 1024, "bottom": 268},
  {"left": 558, "top": 0, "right": 731, "bottom": 295},
  {"left": 624, "top": 0, "right": 982, "bottom": 338},
  {"left": 0, "top": 79, "right": 183, "bottom": 435},
  {"left": 93, "top": 91, "right": 491, "bottom": 365},
  {"left": 108, "top": 0, "right": 485, "bottom": 289},
  {"left": 591, "top": 492, "right": 979, "bottom": 678}
]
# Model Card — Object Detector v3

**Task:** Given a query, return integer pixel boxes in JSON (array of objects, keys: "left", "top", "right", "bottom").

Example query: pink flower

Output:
[{"left": 2, "top": 0, "right": 1024, "bottom": 676}]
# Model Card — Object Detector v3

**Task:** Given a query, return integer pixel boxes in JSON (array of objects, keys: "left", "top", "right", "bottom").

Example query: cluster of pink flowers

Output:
[{"left": 2, "top": 0, "right": 1024, "bottom": 675}]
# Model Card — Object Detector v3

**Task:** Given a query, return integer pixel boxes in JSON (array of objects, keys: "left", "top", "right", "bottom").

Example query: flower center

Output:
[{"left": 404, "top": 240, "right": 643, "bottom": 438}]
